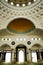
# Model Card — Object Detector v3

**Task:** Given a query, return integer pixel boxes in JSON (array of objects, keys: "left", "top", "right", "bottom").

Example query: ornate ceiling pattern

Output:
[
  {"left": 0, "top": 0, "right": 43, "bottom": 30},
  {"left": 0, "top": 0, "right": 43, "bottom": 53}
]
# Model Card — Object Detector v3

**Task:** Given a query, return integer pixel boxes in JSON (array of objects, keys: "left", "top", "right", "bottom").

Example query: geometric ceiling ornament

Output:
[
  {"left": 7, "top": 18, "right": 35, "bottom": 34},
  {"left": 27, "top": 41, "right": 31, "bottom": 45},
  {"left": 11, "top": 41, "right": 15, "bottom": 45}
]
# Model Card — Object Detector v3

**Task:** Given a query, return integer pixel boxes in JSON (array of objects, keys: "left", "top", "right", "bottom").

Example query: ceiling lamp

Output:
[
  {"left": 31, "top": 38, "right": 41, "bottom": 41},
  {"left": 35, "top": 38, "right": 37, "bottom": 40},
  {"left": 34, "top": 0, "right": 36, "bottom": 2},
  {"left": 39, "top": 38, "right": 41, "bottom": 40},
  {"left": 10, "top": 2, "right": 14, "bottom": 5},
  {"left": 31, "top": 38, "right": 34, "bottom": 40},
  {"left": 5, "top": 0, "right": 8, "bottom": 2},
  {"left": 2, "top": 38, "right": 3, "bottom": 41},
  {"left": 4, "top": 0, "right": 37, "bottom": 7},
  {"left": 28, "top": 2, "right": 31, "bottom": 5},
  {"left": 16, "top": 4, "right": 19, "bottom": 7},
  {"left": 5, "top": 38, "right": 7, "bottom": 41},
  {"left": 20, "top": 38, "right": 22, "bottom": 41},
  {"left": 22, "top": 4, "right": 25, "bottom": 7},
  {"left": 24, "top": 38, "right": 26, "bottom": 41},
  {"left": 9, "top": 38, "right": 11, "bottom": 41},
  {"left": 16, "top": 38, "right": 19, "bottom": 41}
]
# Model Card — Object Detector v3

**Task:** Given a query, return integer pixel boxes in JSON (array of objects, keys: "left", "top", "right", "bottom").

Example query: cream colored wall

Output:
[
  {"left": 0, "top": 0, "right": 43, "bottom": 62},
  {"left": 0, "top": 35, "right": 43, "bottom": 62},
  {"left": 0, "top": 35, "right": 43, "bottom": 49}
]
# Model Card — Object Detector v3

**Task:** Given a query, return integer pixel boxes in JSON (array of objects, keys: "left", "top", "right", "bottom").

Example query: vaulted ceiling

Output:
[
  {"left": 7, "top": 18, "right": 35, "bottom": 34},
  {"left": 0, "top": 0, "right": 43, "bottom": 35}
]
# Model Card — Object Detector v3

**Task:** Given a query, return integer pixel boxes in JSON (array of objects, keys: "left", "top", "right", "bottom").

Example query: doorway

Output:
[
  {"left": 32, "top": 51, "right": 37, "bottom": 62},
  {"left": 41, "top": 51, "right": 43, "bottom": 59},
  {"left": 16, "top": 45, "right": 26, "bottom": 62},
  {"left": 0, "top": 51, "right": 11, "bottom": 62},
  {"left": 5, "top": 52, "right": 11, "bottom": 62},
  {"left": 18, "top": 49, "right": 24, "bottom": 62}
]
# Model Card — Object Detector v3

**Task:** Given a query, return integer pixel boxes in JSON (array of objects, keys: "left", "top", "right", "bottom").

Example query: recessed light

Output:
[
  {"left": 11, "top": 2, "right": 14, "bottom": 5},
  {"left": 2, "top": 38, "right": 3, "bottom": 41},
  {"left": 39, "top": 38, "right": 40, "bottom": 40},
  {"left": 22, "top": 4, "right": 25, "bottom": 7},
  {"left": 31, "top": 38, "right": 33, "bottom": 40},
  {"left": 35, "top": 38, "right": 37, "bottom": 40},
  {"left": 24, "top": 38, "right": 26, "bottom": 41},
  {"left": 20, "top": 38, "right": 22, "bottom": 41},
  {"left": 34, "top": 0, "right": 36, "bottom": 2},
  {"left": 28, "top": 2, "right": 31, "bottom": 5},
  {"left": 5, "top": 0, "right": 8, "bottom": 2},
  {"left": 9, "top": 38, "right": 11, "bottom": 41},
  {"left": 5, "top": 38, "right": 7, "bottom": 41},
  {"left": 16, "top": 4, "right": 19, "bottom": 6},
  {"left": 16, "top": 38, "right": 19, "bottom": 41}
]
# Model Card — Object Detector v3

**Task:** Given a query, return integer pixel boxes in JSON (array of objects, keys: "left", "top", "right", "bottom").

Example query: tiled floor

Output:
[{"left": 0, "top": 62, "right": 43, "bottom": 65}]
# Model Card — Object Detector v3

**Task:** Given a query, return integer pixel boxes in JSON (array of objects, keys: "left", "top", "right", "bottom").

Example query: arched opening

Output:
[
  {"left": 31, "top": 44, "right": 43, "bottom": 62},
  {"left": 18, "top": 50, "right": 24, "bottom": 62},
  {"left": 0, "top": 44, "right": 12, "bottom": 62},
  {"left": 7, "top": 18, "right": 35, "bottom": 34},
  {"left": 16, "top": 44, "right": 26, "bottom": 63},
  {"left": 0, "top": 44, "right": 11, "bottom": 50},
  {"left": 31, "top": 44, "right": 42, "bottom": 50}
]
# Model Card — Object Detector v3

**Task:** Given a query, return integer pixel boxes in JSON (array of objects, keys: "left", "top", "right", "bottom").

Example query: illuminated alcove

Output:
[
  {"left": 0, "top": 44, "right": 11, "bottom": 62},
  {"left": 31, "top": 44, "right": 43, "bottom": 62},
  {"left": 7, "top": 18, "right": 35, "bottom": 34},
  {"left": 16, "top": 44, "right": 26, "bottom": 63},
  {"left": 18, "top": 50, "right": 24, "bottom": 63}
]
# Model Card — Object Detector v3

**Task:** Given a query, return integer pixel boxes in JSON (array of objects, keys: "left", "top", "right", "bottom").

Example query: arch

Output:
[
  {"left": 16, "top": 44, "right": 27, "bottom": 62},
  {"left": 31, "top": 43, "right": 43, "bottom": 50},
  {"left": 6, "top": 16, "right": 36, "bottom": 29},
  {"left": 16, "top": 44, "right": 26, "bottom": 48},
  {"left": 0, "top": 44, "right": 11, "bottom": 50},
  {"left": 7, "top": 18, "right": 35, "bottom": 34}
]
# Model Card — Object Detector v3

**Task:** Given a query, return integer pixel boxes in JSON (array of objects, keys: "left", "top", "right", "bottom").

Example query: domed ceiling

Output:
[{"left": 7, "top": 18, "right": 35, "bottom": 34}]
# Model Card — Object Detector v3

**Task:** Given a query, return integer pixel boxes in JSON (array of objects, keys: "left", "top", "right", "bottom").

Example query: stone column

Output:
[
  {"left": 1, "top": 53, "right": 3, "bottom": 61},
  {"left": 0, "top": 53, "right": 1, "bottom": 61},
  {"left": 29, "top": 50, "right": 32, "bottom": 62},
  {"left": 11, "top": 50, "right": 15, "bottom": 62},
  {"left": 27, "top": 52, "right": 29, "bottom": 62},
  {"left": 39, "top": 52, "right": 42, "bottom": 60}
]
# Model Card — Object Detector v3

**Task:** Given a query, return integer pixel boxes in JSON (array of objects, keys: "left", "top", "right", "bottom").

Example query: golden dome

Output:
[{"left": 7, "top": 18, "right": 35, "bottom": 34}]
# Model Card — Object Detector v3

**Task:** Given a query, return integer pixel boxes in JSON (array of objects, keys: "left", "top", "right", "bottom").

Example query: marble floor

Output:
[{"left": 0, "top": 62, "right": 43, "bottom": 65}]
